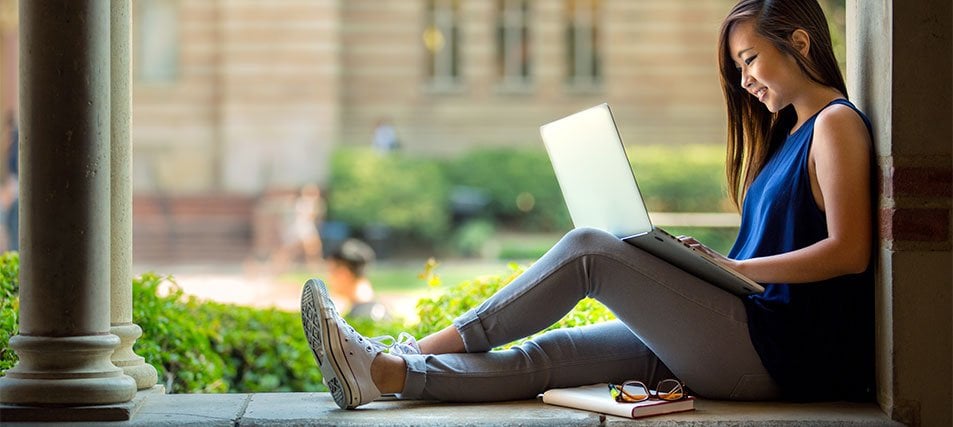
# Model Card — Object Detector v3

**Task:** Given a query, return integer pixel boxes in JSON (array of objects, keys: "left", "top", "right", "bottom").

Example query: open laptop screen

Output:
[{"left": 539, "top": 103, "right": 653, "bottom": 238}]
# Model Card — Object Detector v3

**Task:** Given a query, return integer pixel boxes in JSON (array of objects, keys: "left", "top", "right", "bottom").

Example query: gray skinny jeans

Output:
[{"left": 397, "top": 227, "right": 781, "bottom": 402}]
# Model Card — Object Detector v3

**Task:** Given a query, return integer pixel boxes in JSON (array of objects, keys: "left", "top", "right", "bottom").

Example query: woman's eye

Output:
[{"left": 744, "top": 54, "right": 757, "bottom": 65}]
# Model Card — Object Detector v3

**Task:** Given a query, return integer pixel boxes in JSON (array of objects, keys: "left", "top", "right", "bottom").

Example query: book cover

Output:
[{"left": 542, "top": 383, "right": 695, "bottom": 419}]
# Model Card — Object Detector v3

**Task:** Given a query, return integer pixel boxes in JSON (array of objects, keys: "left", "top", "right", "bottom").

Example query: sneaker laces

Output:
[{"left": 368, "top": 332, "right": 421, "bottom": 355}]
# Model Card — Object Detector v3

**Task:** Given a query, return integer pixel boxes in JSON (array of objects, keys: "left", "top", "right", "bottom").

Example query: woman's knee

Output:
[
  {"left": 561, "top": 227, "right": 618, "bottom": 249},
  {"left": 525, "top": 322, "right": 646, "bottom": 360}
]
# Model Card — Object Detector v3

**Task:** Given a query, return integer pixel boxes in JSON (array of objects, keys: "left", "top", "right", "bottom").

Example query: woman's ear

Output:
[{"left": 790, "top": 28, "right": 811, "bottom": 57}]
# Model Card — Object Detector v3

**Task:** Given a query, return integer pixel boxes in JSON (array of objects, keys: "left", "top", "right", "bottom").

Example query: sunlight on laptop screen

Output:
[{"left": 540, "top": 103, "right": 653, "bottom": 238}]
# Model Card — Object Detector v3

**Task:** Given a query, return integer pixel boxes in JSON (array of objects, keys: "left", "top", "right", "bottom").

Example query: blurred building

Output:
[
  {"left": 127, "top": 0, "right": 734, "bottom": 195},
  {"left": 1, "top": 0, "right": 736, "bottom": 262}
]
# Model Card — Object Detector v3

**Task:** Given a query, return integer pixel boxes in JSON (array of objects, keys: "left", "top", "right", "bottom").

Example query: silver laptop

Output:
[{"left": 539, "top": 103, "right": 764, "bottom": 296}]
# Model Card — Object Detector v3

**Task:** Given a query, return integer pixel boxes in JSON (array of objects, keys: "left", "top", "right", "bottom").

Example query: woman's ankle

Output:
[
  {"left": 370, "top": 353, "right": 406, "bottom": 394},
  {"left": 418, "top": 326, "right": 466, "bottom": 354}
]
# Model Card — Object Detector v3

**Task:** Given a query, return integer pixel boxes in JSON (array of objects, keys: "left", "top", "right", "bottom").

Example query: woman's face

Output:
[{"left": 728, "top": 20, "right": 804, "bottom": 113}]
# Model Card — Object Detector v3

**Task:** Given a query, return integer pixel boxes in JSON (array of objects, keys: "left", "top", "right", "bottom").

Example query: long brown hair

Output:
[{"left": 717, "top": 0, "right": 847, "bottom": 208}]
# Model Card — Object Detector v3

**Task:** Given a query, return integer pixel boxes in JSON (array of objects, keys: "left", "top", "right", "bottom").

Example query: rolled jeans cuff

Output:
[
  {"left": 452, "top": 310, "right": 492, "bottom": 353},
  {"left": 396, "top": 354, "right": 427, "bottom": 400}
]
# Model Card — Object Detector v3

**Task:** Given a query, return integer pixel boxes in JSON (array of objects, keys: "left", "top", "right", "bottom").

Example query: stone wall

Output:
[
  {"left": 132, "top": 0, "right": 340, "bottom": 194},
  {"left": 847, "top": 0, "right": 953, "bottom": 425}
]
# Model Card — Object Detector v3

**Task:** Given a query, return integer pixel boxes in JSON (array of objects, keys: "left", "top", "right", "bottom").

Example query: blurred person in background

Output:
[
  {"left": 271, "top": 183, "right": 325, "bottom": 273},
  {"left": 2, "top": 112, "right": 17, "bottom": 252},
  {"left": 326, "top": 238, "right": 389, "bottom": 322},
  {"left": 371, "top": 117, "right": 399, "bottom": 153}
]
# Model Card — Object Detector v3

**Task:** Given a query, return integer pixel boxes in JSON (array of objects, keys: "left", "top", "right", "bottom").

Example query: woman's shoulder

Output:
[
  {"left": 813, "top": 101, "right": 872, "bottom": 150},
  {"left": 809, "top": 101, "right": 873, "bottom": 179},
  {"left": 816, "top": 99, "right": 870, "bottom": 131}
]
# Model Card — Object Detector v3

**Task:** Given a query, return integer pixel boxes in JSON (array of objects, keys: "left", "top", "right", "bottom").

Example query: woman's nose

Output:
[{"left": 740, "top": 71, "right": 752, "bottom": 89}]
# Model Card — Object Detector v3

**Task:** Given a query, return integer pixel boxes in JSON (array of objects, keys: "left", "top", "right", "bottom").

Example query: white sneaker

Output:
[
  {"left": 301, "top": 279, "right": 327, "bottom": 369},
  {"left": 301, "top": 278, "right": 382, "bottom": 409},
  {"left": 369, "top": 332, "right": 421, "bottom": 356}
]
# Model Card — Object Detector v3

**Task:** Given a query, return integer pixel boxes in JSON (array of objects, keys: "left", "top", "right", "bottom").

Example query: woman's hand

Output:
[{"left": 676, "top": 235, "right": 740, "bottom": 271}]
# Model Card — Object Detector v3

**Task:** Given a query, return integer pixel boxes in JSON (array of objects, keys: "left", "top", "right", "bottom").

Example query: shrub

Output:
[
  {"left": 450, "top": 219, "right": 497, "bottom": 257},
  {"left": 0, "top": 264, "right": 329, "bottom": 393},
  {"left": 444, "top": 148, "right": 571, "bottom": 231},
  {"left": 132, "top": 273, "right": 230, "bottom": 393},
  {"left": 327, "top": 147, "right": 450, "bottom": 243},
  {"left": 326, "top": 145, "right": 732, "bottom": 250},
  {"left": 411, "top": 259, "right": 616, "bottom": 348},
  {"left": 444, "top": 145, "right": 730, "bottom": 230},
  {"left": 133, "top": 273, "right": 325, "bottom": 393},
  {"left": 0, "top": 252, "right": 19, "bottom": 376},
  {"left": 194, "top": 299, "right": 325, "bottom": 392},
  {"left": 630, "top": 144, "right": 730, "bottom": 213}
]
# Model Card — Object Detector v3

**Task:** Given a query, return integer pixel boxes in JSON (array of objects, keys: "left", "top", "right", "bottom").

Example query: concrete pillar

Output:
[
  {"left": 109, "top": 0, "right": 158, "bottom": 391},
  {"left": 0, "top": 0, "right": 136, "bottom": 405},
  {"left": 848, "top": 1, "right": 953, "bottom": 425}
]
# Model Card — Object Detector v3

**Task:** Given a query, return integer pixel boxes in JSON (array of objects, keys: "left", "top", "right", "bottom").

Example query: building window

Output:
[
  {"left": 566, "top": 0, "right": 601, "bottom": 87},
  {"left": 135, "top": 0, "right": 180, "bottom": 83},
  {"left": 497, "top": 0, "right": 531, "bottom": 88},
  {"left": 423, "top": 0, "right": 462, "bottom": 89}
]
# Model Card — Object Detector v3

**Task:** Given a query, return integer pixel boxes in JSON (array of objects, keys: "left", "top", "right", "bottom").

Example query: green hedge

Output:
[
  {"left": 630, "top": 145, "right": 731, "bottom": 213},
  {"left": 327, "top": 148, "right": 451, "bottom": 243},
  {"left": 0, "top": 252, "right": 19, "bottom": 376},
  {"left": 131, "top": 273, "right": 230, "bottom": 392},
  {"left": 1, "top": 254, "right": 614, "bottom": 392},
  {"left": 0, "top": 259, "right": 328, "bottom": 393},
  {"left": 412, "top": 259, "right": 616, "bottom": 349},
  {"left": 327, "top": 144, "right": 730, "bottom": 248},
  {"left": 444, "top": 148, "right": 570, "bottom": 231},
  {"left": 133, "top": 273, "right": 328, "bottom": 393}
]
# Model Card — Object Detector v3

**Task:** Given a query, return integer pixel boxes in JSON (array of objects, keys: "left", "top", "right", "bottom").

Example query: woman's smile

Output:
[{"left": 752, "top": 86, "right": 767, "bottom": 102}]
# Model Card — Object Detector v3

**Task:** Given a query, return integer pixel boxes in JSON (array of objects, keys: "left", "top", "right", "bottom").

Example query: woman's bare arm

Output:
[{"left": 686, "top": 104, "right": 873, "bottom": 284}]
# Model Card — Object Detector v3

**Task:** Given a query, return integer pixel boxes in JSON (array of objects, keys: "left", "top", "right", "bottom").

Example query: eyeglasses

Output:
[{"left": 608, "top": 379, "right": 686, "bottom": 403}]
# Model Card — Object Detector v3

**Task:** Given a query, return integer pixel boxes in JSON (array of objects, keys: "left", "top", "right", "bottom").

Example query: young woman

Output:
[{"left": 302, "top": 0, "right": 875, "bottom": 409}]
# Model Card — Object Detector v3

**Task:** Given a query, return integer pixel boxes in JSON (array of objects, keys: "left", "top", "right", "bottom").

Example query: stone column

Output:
[
  {"left": 109, "top": 0, "right": 158, "bottom": 391},
  {"left": 0, "top": 0, "right": 136, "bottom": 405},
  {"left": 848, "top": 1, "right": 953, "bottom": 425}
]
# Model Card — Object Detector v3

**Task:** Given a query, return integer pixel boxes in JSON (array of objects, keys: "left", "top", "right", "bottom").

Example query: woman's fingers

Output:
[
  {"left": 677, "top": 236, "right": 723, "bottom": 260},
  {"left": 677, "top": 235, "right": 700, "bottom": 246}
]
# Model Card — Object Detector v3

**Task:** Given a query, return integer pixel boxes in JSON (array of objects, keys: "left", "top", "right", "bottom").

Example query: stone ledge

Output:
[
  {"left": 1, "top": 391, "right": 903, "bottom": 426},
  {"left": 0, "top": 385, "right": 164, "bottom": 423}
]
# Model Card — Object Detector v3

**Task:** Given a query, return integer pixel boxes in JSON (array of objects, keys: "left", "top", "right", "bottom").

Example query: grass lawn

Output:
[
  {"left": 280, "top": 227, "right": 735, "bottom": 297},
  {"left": 280, "top": 258, "right": 521, "bottom": 295},
  {"left": 279, "top": 231, "right": 563, "bottom": 295}
]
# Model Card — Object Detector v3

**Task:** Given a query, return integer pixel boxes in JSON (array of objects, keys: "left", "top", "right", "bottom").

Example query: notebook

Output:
[
  {"left": 539, "top": 103, "right": 763, "bottom": 297},
  {"left": 542, "top": 383, "right": 695, "bottom": 419}
]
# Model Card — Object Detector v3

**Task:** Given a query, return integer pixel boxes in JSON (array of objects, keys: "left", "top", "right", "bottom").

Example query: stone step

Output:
[{"left": 3, "top": 390, "right": 902, "bottom": 426}]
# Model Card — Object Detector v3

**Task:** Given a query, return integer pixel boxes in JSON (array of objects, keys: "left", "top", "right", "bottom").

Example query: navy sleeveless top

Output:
[{"left": 728, "top": 99, "right": 875, "bottom": 401}]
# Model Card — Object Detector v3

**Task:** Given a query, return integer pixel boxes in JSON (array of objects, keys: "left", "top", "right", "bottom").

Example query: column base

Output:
[
  {"left": 0, "top": 334, "right": 137, "bottom": 406},
  {"left": 118, "top": 362, "right": 159, "bottom": 391},
  {"left": 0, "top": 384, "right": 164, "bottom": 422},
  {"left": 111, "top": 322, "right": 159, "bottom": 389}
]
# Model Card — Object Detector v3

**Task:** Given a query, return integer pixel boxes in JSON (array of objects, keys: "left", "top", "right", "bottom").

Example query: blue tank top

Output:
[{"left": 729, "top": 99, "right": 875, "bottom": 401}]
